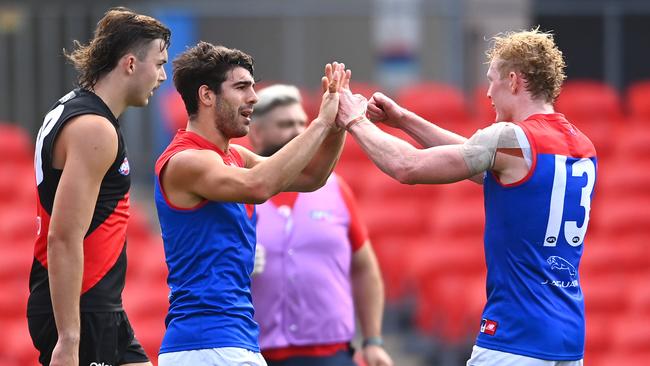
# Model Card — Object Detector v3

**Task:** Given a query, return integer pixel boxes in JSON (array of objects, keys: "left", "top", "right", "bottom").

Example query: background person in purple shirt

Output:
[{"left": 250, "top": 84, "right": 394, "bottom": 366}]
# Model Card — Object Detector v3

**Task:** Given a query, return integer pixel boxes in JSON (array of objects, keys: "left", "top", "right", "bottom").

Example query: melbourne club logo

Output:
[{"left": 118, "top": 157, "right": 130, "bottom": 176}]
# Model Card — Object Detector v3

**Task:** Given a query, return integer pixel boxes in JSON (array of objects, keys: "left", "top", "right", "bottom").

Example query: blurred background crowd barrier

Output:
[{"left": 1, "top": 0, "right": 650, "bottom": 365}]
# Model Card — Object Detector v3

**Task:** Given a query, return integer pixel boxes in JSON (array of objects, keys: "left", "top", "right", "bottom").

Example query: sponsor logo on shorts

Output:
[
  {"left": 90, "top": 362, "right": 113, "bottom": 366},
  {"left": 480, "top": 318, "right": 498, "bottom": 336}
]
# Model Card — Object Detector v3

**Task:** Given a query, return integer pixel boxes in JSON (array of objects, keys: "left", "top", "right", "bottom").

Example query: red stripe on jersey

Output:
[
  {"left": 520, "top": 113, "right": 597, "bottom": 158},
  {"left": 80, "top": 193, "right": 129, "bottom": 293},
  {"left": 34, "top": 196, "right": 51, "bottom": 267},
  {"left": 34, "top": 193, "right": 129, "bottom": 294}
]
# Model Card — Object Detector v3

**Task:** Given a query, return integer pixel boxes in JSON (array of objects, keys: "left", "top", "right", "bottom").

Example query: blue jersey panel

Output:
[
  {"left": 154, "top": 178, "right": 260, "bottom": 354},
  {"left": 477, "top": 153, "right": 597, "bottom": 361}
]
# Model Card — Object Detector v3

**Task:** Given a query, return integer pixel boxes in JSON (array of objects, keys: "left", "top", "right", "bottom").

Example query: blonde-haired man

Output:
[{"left": 335, "top": 28, "right": 595, "bottom": 366}]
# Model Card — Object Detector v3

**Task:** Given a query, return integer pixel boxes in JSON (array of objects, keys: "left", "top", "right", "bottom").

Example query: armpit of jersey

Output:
[{"left": 460, "top": 122, "right": 523, "bottom": 175}]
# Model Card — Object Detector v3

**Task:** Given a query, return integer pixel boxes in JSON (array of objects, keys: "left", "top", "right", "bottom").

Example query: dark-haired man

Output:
[
  {"left": 154, "top": 42, "right": 348, "bottom": 366},
  {"left": 28, "top": 7, "right": 170, "bottom": 366}
]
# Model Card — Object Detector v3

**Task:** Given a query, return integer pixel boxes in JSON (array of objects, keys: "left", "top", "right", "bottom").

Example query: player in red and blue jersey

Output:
[
  {"left": 336, "top": 29, "right": 594, "bottom": 366},
  {"left": 154, "top": 43, "right": 351, "bottom": 366}
]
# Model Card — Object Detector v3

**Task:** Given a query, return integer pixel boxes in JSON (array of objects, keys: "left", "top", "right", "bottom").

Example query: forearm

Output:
[
  {"left": 290, "top": 128, "right": 346, "bottom": 191},
  {"left": 398, "top": 109, "right": 467, "bottom": 148},
  {"left": 348, "top": 119, "right": 420, "bottom": 183},
  {"left": 48, "top": 237, "right": 83, "bottom": 342},
  {"left": 252, "top": 120, "right": 331, "bottom": 196},
  {"left": 352, "top": 263, "right": 385, "bottom": 339}
]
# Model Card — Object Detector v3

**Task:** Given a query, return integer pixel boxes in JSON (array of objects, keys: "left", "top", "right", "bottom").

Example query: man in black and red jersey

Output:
[{"left": 28, "top": 7, "right": 170, "bottom": 366}]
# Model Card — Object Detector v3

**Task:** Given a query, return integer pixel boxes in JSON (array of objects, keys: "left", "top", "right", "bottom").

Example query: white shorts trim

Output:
[
  {"left": 467, "top": 345, "right": 583, "bottom": 366},
  {"left": 159, "top": 347, "right": 267, "bottom": 366}
]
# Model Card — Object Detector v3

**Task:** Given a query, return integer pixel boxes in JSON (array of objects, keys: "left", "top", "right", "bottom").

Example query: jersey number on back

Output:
[
  {"left": 34, "top": 105, "right": 65, "bottom": 185},
  {"left": 544, "top": 156, "right": 596, "bottom": 247}
]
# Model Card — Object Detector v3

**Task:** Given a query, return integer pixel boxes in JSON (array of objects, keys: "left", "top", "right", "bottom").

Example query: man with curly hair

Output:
[
  {"left": 335, "top": 28, "right": 596, "bottom": 365},
  {"left": 28, "top": 7, "right": 170, "bottom": 366}
]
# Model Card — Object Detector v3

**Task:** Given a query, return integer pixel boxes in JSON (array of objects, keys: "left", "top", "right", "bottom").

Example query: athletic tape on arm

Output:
[{"left": 460, "top": 122, "right": 522, "bottom": 175}]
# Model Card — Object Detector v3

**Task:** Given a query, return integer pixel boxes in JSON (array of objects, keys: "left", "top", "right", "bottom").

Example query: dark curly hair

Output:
[
  {"left": 486, "top": 28, "right": 566, "bottom": 103},
  {"left": 64, "top": 7, "right": 171, "bottom": 89},
  {"left": 172, "top": 41, "right": 255, "bottom": 116}
]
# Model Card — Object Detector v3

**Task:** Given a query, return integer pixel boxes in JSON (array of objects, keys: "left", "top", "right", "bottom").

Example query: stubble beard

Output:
[{"left": 215, "top": 101, "right": 247, "bottom": 139}]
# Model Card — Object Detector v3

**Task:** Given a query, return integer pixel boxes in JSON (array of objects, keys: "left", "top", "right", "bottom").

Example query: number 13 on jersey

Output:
[{"left": 544, "top": 156, "right": 596, "bottom": 247}]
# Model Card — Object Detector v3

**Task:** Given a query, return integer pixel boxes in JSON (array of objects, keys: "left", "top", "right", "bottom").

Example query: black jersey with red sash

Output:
[{"left": 28, "top": 88, "right": 131, "bottom": 315}]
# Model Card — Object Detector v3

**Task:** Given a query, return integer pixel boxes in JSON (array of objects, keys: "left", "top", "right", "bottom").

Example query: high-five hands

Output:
[{"left": 316, "top": 62, "right": 351, "bottom": 130}]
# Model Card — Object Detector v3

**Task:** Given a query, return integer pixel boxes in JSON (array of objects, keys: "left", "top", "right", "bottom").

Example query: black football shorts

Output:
[{"left": 28, "top": 311, "right": 149, "bottom": 366}]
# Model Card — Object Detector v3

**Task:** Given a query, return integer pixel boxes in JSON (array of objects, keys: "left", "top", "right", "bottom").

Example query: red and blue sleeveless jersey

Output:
[
  {"left": 29, "top": 89, "right": 130, "bottom": 315},
  {"left": 154, "top": 130, "right": 259, "bottom": 354},
  {"left": 476, "top": 113, "right": 596, "bottom": 360}
]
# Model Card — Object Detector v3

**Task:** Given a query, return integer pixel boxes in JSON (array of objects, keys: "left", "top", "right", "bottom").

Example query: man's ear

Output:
[
  {"left": 509, "top": 71, "right": 519, "bottom": 93},
  {"left": 197, "top": 85, "right": 214, "bottom": 107},
  {"left": 122, "top": 54, "right": 137, "bottom": 75}
]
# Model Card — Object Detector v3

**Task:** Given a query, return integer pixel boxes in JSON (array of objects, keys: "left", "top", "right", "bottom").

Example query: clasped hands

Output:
[
  {"left": 319, "top": 61, "right": 404, "bottom": 132},
  {"left": 316, "top": 62, "right": 370, "bottom": 132}
]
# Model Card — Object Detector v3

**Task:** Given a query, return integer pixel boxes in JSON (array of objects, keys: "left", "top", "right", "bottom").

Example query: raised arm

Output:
[
  {"left": 336, "top": 92, "right": 521, "bottom": 185},
  {"left": 286, "top": 63, "right": 351, "bottom": 191},
  {"left": 162, "top": 68, "right": 343, "bottom": 205},
  {"left": 346, "top": 118, "right": 475, "bottom": 184},
  {"left": 367, "top": 92, "right": 467, "bottom": 147},
  {"left": 47, "top": 115, "right": 118, "bottom": 366}
]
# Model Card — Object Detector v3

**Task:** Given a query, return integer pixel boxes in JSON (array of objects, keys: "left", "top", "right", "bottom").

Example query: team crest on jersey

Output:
[{"left": 119, "top": 157, "right": 130, "bottom": 175}]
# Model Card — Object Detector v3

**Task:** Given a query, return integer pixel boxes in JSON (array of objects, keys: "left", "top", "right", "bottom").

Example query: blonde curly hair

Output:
[{"left": 486, "top": 28, "right": 566, "bottom": 103}]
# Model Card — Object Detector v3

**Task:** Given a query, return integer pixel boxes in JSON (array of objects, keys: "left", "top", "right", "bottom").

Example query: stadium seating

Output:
[
  {"left": 626, "top": 80, "right": 650, "bottom": 122},
  {"left": 396, "top": 82, "right": 477, "bottom": 136},
  {"left": 3, "top": 74, "right": 650, "bottom": 365},
  {"left": 555, "top": 80, "right": 624, "bottom": 157},
  {"left": 472, "top": 84, "right": 496, "bottom": 126}
]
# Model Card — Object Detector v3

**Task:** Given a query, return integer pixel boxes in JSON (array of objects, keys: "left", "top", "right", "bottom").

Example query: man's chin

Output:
[
  {"left": 131, "top": 97, "right": 149, "bottom": 107},
  {"left": 231, "top": 126, "right": 250, "bottom": 139}
]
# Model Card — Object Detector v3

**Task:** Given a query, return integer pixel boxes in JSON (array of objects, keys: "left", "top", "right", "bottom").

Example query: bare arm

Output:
[
  {"left": 236, "top": 63, "right": 350, "bottom": 192},
  {"left": 352, "top": 242, "right": 393, "bottom": 366},
  {"left": 287, "top": 127, "right": 346, "bottom": 191},
  {"left": 48, "top": 115, "right": 117, "bottom": 366},
  {"left": 367, "top": 92, "right": 467, "bottom": 148},
  {"left": 341, "top": 91, "right": 483, "bottom": 185},
  {"left": 164, "top": 118, "right": 334, "bottom": 205},
  {"left": 345, "top": 118, "right": 477, "bottom": 184},
  {"left": 236, "top": 118, "right": 346, "bottom": 193},
  {"left": 285, "top": 65, "right": 351, "bottom": 190},
  {"left": 283, "top": 64, "right": 350, "bottom": 191}
]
